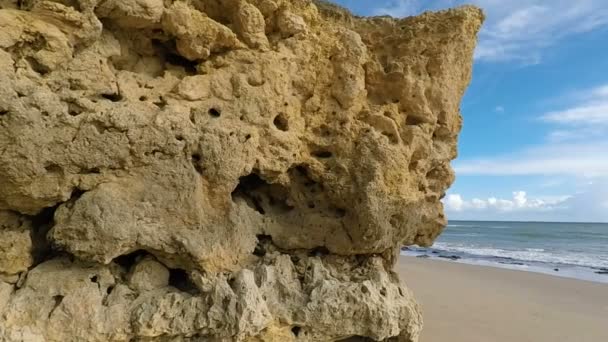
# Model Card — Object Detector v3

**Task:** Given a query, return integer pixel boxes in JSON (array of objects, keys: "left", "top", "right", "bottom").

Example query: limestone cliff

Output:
[{"left": 0, "top": 0, "right": 482, "bottom": 341}]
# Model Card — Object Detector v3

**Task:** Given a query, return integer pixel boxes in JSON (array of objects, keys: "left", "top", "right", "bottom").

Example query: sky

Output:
[{"left": 331, "top": 0, "right": 608, "bottom": 222}]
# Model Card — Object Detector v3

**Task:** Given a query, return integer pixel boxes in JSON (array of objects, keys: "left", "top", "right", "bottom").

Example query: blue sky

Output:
[{"left": 331, "top": 0, "right": 608, "bottom": 222}]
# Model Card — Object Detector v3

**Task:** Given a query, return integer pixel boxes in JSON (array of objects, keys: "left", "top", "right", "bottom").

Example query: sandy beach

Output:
[{"left": 397, "top": 256, "right": 608, "bottom": 342}]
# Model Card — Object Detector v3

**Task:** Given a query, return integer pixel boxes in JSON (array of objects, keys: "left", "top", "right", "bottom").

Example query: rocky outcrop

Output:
[{"left": 0, "top": 0, "right": 482, "bottom": 341}]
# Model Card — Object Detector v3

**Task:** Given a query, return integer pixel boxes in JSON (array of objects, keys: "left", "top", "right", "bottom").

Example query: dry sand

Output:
[{"left": 397, "top": 256, "right": 608, "bottom": 342}]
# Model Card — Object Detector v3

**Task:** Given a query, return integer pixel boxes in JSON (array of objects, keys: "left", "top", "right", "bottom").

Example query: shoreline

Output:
[
  {"left": 401, "top": 248, "right": 608, "bottom": 284},
  {"left": 397, "top": 256, "right": 608, "bottom": 342}
]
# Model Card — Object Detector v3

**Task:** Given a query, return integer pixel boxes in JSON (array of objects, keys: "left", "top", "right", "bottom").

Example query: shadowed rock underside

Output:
[{"left": 0, "top": 0, "right": 482, "bottom": 341}]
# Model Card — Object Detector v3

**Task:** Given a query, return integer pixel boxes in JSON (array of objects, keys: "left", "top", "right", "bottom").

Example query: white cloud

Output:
[
  {"left": 542, "top": 84, "right": 608, "bottom": 126},
  {"left": 444, "top": 186, "right": 608, "bottom": 222},
  {"left": 444, "top": 194, "right": 465, "bottom": 211},
  {"left": 443, "top": 191, "right": 570, "bottom": 213},
  {"left": 371, "top": 0, "right": 608, "bottom": 63},
  {"left": 543, "top": 104, "right": 608, "bottom": 125},
  {"left": 495, "top": 106, "right": 504, "bottom": 113}
]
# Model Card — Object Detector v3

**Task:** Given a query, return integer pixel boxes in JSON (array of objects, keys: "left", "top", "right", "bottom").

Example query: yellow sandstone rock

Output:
[{"left": 0, "top": 0, "right": 482, "bottom": 340}]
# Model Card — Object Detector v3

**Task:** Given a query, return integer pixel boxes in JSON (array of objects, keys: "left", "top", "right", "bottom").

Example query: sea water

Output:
[{"left": 402, "top": 220, "right": 608, "bottom": 283}]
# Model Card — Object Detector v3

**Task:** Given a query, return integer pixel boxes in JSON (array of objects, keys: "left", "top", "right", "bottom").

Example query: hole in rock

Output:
[
  {"left": 232, "top": 174, "right": 267, "bottom": 215},
  {"left": 398, "top": 287, "right": 404, "bottom": 297},
  {"left": 273, "top": 114, "right": 289, "bottom": 131},
  {"left": 101, "top": 93, "right": 122, "bottom": 102},
  {"left": 85, "top": 167, "right": 101, "bottom": 174},
  {"left": 314, "top": 124, "right": 331, "bottom": 137},
  {"left": 337, "top": 336, "right": 376, "bottom": 342},
  {"left": 311, "top": 150, "right": 332, "bottom": 159},
  {"left": 405, "top": 115, "right": 425, "bottom": 126},
  {"left": 309, "top": 246, "right": 330, "bottom": 257},
  {"left": 331, "top": 207, "right": 347, "bottom": 218},
  {"left": 153, "top": 97, "right": 168, "bottom": 109},
  {"left": 380, "top": 287, "right": 387, "bottom": 297},
  {"left": 106, "top": 285, "right": 114, "bottom": 295},
  {"left": 66, "top": 102, "right": 85, "bottom": 116},
  {"left": 113, "top": 250, "right": 148, "bottom": 271},
  {"left": 291, "top": 326, "right": 301, "bottom": 337},
  {"left": 139, "top": 96, "right": 147, "bottom": 101},
  {"left": 169, "top": 268, "right": 200, "bottom": 294},
  {"left": 232, "top": 171, "right": 296, "bottom": 215},
  {"left": 90, "top": 275, "right": 98, "bottom": 283},
  {"left": 44, "top": 163, "right": 62, "bottom": 173},
  {"left": 0, "top": 109, "right": 8, "bottom": 116},
  {"left": 208, "top": 108, "right": 221, "bottom": 117},
  {"left": 253, "top": 235, "right": 272, "bottom": 257}
]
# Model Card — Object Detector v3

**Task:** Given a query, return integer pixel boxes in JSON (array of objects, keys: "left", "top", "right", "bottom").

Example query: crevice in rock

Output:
[
  {"left": 48, "top": 295, "right": 64, "bottom": 318},
  {"left": 309, "top": 246, "right": 330, "bottom": 257},
  {"left": 191, "top": 153, "right": 204, "bottom": 174},
  {"left": 29, "top": 204, "right": 60, "bottom": 265},
  {"left": 382, "top": 131, "right": 399, "bottom": 144},
  {"left": 168, "top": 268, "right": 200, "bottom": 295},
  {"left": 25, "top": 56, "right": 50, "bottom": 75},
  {"left": 253, "top": 234, "right": 272, "bottom": 257},
  {"left": 152, "top": 96, "right": 168, "bottom": 109},
  {"left": 101, "top": 92, "right": 123, "bottom": 102},
  {"left": 66, "top": 101, "right": 85, "bottom": 116},
  {"left": 291, "top": 326, "right": 302, "bottom": 337},
  {"left": 113, "top": 249, "right": 148, "bottom": 271},
  {"left": 152, "top": 39, "right": 198, "bottom": 75},
  {"left": 311, "top": 150, "right": 333, "bottom": 159},
  {"left": 232, "top": 173, "right": 267, "bottom": 215}
]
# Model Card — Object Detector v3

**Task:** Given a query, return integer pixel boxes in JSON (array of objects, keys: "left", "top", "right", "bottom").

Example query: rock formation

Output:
[{"left": 0, "top": 0, "right": 482, "bottom": 341}]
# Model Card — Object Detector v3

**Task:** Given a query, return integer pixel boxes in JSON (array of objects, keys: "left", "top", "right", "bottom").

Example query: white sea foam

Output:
[{"left": 430, "top": 242, "right": 608, "bottom": 269}]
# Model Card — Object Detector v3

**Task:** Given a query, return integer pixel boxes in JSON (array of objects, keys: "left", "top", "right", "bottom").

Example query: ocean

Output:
[{"left": 402, "top": 220, "right": 608, "bottom": 283}]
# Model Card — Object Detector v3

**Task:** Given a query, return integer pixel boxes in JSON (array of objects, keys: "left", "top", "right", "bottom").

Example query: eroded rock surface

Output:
[{"left": 0, "top": 0, "right": 482, "bottom": 340}]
